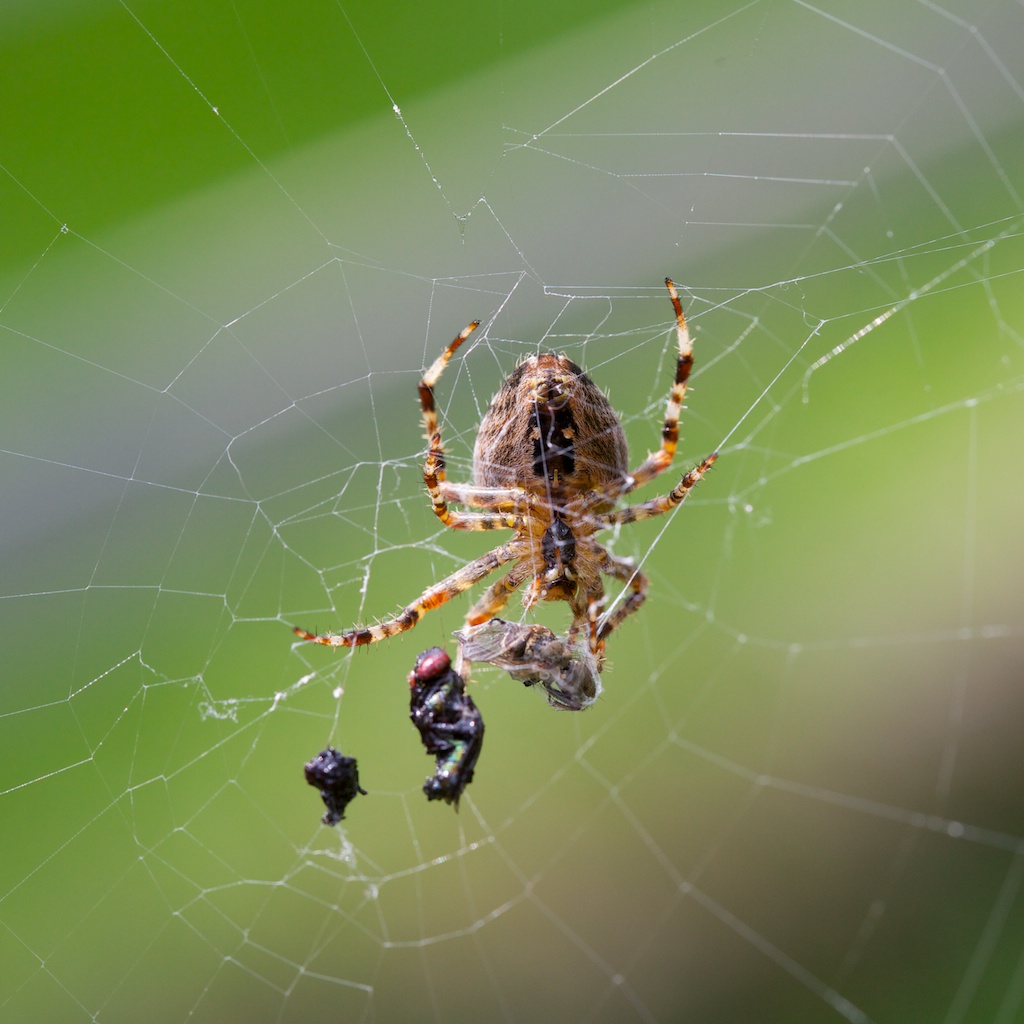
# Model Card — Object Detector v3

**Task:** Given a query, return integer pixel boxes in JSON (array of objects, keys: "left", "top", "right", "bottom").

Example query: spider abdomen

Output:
[{"left": 472, "top": 354, "right": 629, "bottom": 494}]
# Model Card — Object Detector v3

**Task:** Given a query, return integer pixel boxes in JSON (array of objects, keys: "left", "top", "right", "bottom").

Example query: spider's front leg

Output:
[
  {"left": 463, "top": 559, "right": 534, "bottom": 628},
  {"left": 594, "top": 551, "right": 648, "bottom": 643},
  {"left": 293, "top": 542, "right": 518, "bottom": 648}
]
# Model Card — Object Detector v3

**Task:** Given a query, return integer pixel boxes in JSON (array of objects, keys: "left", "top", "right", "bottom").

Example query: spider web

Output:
[{"left": 2, "top": 1, "right": 1024, "bottom": 1021}]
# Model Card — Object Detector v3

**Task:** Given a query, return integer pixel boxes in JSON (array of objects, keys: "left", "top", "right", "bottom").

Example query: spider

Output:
[{"left": 294, "top": 278, "right": 717, "bottom": 705}]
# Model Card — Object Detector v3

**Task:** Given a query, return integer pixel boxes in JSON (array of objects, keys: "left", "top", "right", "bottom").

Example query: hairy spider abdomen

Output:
[{"left": 472, "top": 354, "right": 629, "bottom": 495}]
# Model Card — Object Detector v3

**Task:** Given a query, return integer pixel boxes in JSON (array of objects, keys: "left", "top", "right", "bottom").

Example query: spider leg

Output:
[
  {"left": 561, "top": 582, "right": 606, "bottom": 668},
  {"left": 620, "top": 277, "right": 696, "bottom": 496},
  {"left": 438, "top": 480, "right": 533, "bottom": 512},
  {"left": 464, "top": 559, "right": 533, "bottom": 626},
  {"left": 570, "top": 583, "right": 604, "bottom": 647},
  {"left": 419, "top": 319, "right": 491, "bottom": 529},
  {"left": 293, "top": 542, "right": 517, "bottom": 648},
  {"left": 595, "top": 550, "right": 648, "bottom": 642},
  {"left": 419, "top": 319, "right": 480, "bottom": 448},
  {"left": 453, "top": 561, "right": 533, "bottom": 677},
  {"left": 424, "top": 433, "right": 523, "bottom": 530},
  {"left": 599, "top": 451, "right": 717, "bottom": 528}
]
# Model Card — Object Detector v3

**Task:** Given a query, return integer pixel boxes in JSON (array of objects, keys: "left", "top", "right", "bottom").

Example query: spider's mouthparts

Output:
[{"left": 540, "top": 571, "right": 578, "bottom": 603}]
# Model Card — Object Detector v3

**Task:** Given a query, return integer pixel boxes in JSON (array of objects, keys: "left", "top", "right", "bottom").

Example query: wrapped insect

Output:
[
  {"left": 409, "top": 647, "right": 484, "bottom": 807},
  {"left": 455, "top": 618, "right": 602, "bottom": 711},
  {"left": 304, "top": 747, "right": 366, "bottom": 825}
]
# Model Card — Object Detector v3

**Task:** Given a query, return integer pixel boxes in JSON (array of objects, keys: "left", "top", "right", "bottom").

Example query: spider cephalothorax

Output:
[{"left": 294, "top": 279, "right": 717, "bottom": 708}]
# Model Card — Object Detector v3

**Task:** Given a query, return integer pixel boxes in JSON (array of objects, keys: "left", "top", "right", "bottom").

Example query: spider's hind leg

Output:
[
  {"left": 418, "top": 320, "right": 484, "bottom": 530},
  {"left": 423, "top": 433, "right": 524, "bottom": 531},
  {"left": 418, "top": 319, "right": 480, "bottom": 449},
  {"left": 621, "top": 278, "right": 697, "bottom": 495}
]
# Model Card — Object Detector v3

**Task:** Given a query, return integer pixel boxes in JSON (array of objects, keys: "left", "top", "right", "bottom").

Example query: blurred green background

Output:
[{"left": 2, "top": 0, "right": 1024, "bottom": 1021}]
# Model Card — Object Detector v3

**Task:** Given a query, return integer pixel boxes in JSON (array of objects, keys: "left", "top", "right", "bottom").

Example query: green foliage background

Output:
[{"left": 2, "top": 1, "right": 1023, "bottom": 1022}]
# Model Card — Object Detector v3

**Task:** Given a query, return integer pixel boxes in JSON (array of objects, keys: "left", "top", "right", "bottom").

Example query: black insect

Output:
[
  {"left": 304, "top": 747, "right": 366, "bottom": 825},
  {"left": 409, "top": 647, "right": 484, "bottom": 808}
]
